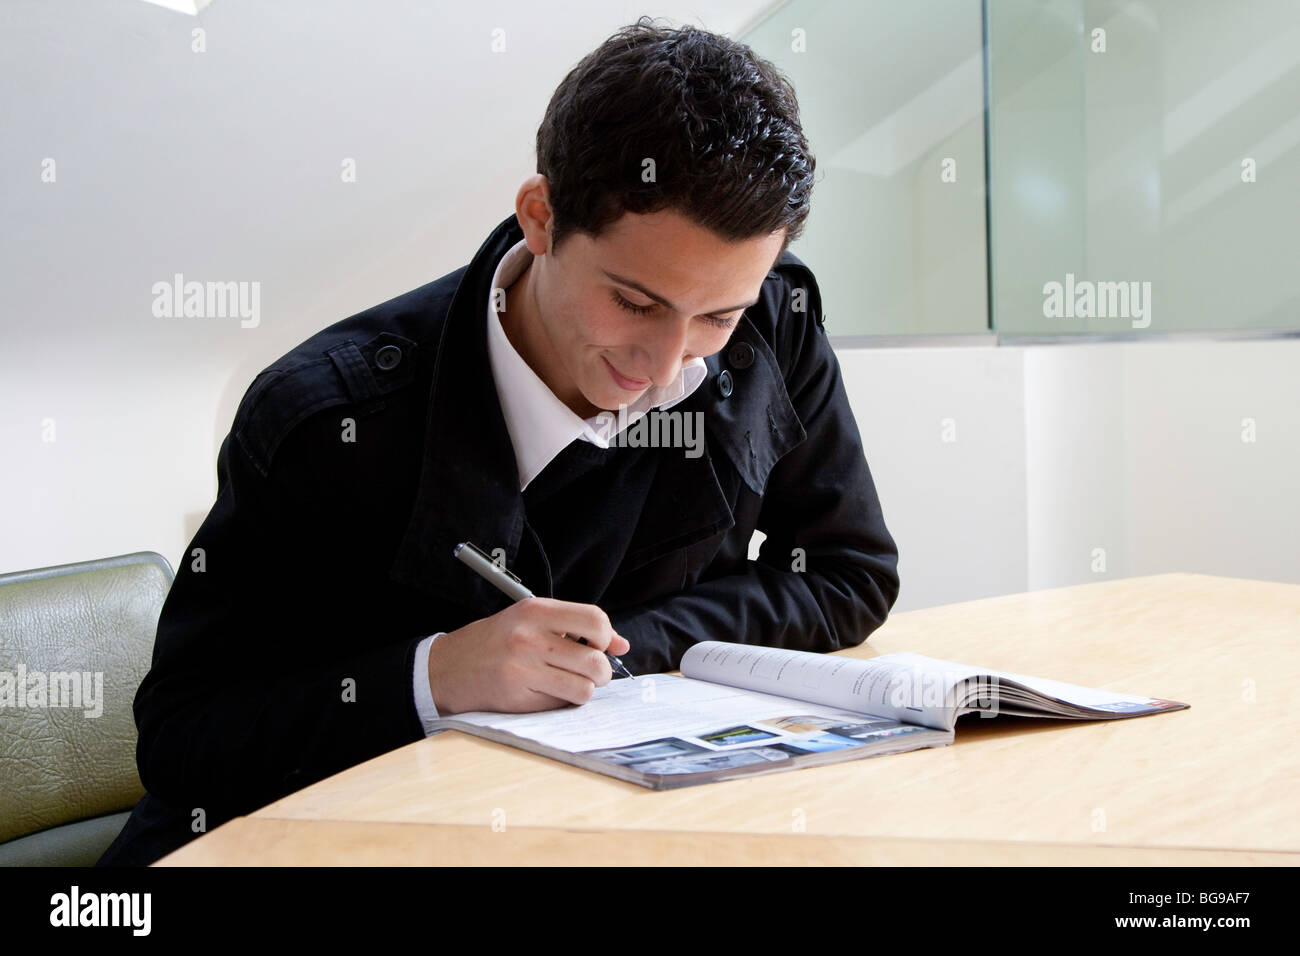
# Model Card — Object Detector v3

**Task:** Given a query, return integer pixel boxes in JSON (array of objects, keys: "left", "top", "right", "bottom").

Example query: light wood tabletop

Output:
[
  {"left": 157, "top": 573, "right": 1300, "bottom": 865},
  {"left": 157, "top": 817, "right": 1300, "bottom": 866}
]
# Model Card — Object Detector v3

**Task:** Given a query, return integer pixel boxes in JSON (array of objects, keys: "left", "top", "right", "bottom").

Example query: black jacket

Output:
[{"left": 98, "top": 213, "right": 899, "bottom": 865}]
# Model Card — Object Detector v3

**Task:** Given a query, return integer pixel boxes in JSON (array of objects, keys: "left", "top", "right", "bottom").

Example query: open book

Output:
[{"left": 426, "top": 642, "right": 1188, "bottom": 789}]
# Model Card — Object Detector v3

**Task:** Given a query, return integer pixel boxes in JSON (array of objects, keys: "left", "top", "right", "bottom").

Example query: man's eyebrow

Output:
[{"left": 602, "top": 269, "right": 760, "bottom": 317}]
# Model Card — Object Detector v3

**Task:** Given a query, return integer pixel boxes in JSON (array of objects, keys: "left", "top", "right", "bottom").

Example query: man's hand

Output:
[{"left": 427, "top": 597, "right": 632, "bottom": 716}]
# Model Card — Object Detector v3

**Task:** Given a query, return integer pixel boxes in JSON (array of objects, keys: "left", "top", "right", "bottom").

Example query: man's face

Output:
[{"left": 520, "top": 206, "right": 786, "bottom": 416}]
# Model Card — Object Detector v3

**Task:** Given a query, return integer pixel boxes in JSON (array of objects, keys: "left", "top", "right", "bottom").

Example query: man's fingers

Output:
[
  {"left": 541, "top": 631, "right": 611, "bottom": 685},
  {"left": 573, "top": 632, "right": 630, "bottom": 656},
  {"left": 532, "top": 661, "right": 602, "bottom": 707},
  {"left": 518, "top": 597, "right": 619, "bottom": 651}
]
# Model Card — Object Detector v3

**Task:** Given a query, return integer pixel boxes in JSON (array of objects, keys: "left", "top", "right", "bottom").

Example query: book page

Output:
[
  {"left": 442, "top": 675, "right": 885, "bottom": 752},
  {"left": 681, "top": 643, "right": 1183, "bottom": 724},
  {"left": 950, "top": 660, "right": 1182, "bottom": 712},
  {"left": 679, "top": 642, "right": 977, "bottom": 730}
]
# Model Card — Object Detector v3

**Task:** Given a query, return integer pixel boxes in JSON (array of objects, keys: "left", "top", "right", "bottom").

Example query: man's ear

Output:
[{"left": 515, "top": 174, "right": 555, "bottom": 257}]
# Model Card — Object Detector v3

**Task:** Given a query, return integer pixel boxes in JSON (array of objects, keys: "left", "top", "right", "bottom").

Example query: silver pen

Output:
[{"left": 453, "top": 541, "right": 635, "bottom": 680}]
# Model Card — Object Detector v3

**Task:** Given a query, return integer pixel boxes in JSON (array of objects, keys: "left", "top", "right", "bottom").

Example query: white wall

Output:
[
  {"left": 847, "top": 338, "right": 1300, "bottom": 613},
  {"left": 3, "top": 0, "right": 1297, "bottom": 615}
]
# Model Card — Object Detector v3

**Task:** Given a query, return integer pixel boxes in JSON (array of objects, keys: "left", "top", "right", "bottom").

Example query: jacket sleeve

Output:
[
  {"left": 608, "top": 271, "right": 901, "bottom": 675},
  {"left": 133, "top": 422, "right": 426, "bottom": 815}
]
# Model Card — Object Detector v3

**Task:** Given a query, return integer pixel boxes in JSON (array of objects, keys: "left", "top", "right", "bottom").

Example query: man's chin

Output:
[
  {"left": 574, "top": 388, "right": 620, "bottom": 418},
  {"left": 586, "top": 384, "right": 643, "bottom": 413},
  {"left": 599, "top": 393, "right": 643, "bottom": 412}
]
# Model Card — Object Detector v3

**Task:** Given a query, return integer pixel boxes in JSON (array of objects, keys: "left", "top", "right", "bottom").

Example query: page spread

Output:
[{"left": 433, "top": 671, "right": 947, "bottom": 787}]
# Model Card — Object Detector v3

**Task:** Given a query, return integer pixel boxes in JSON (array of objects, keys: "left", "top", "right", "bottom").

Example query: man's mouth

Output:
[{"left": 603, "top": 356, "right": 650, "bottom": 391}]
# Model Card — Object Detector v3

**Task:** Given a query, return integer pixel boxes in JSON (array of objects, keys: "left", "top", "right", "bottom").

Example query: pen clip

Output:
[{"left": 457, "top": 540, "right": 523, "bottom": 585}]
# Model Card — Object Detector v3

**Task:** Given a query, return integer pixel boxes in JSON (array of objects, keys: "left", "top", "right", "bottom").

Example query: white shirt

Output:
[{"left": 412, "top": 238, "right": 708, "bottom": 732}]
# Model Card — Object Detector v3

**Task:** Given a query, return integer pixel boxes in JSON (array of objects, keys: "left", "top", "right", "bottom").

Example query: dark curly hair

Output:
[{"left": 535, "top": 17, "right": 816, "bottom": 254}]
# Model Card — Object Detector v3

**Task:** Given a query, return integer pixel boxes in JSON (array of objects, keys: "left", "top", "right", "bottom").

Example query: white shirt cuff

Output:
[{"left": 413, "top": 632, "right": 447, "bottom": 736}]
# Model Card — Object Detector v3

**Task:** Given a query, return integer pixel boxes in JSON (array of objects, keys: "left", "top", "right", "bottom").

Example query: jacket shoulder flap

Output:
[
  {"left": 232, "top": 328, "right": 421, "bottom": 478},
  {"left": 230, "top": 270, "right": 465, "bottom": 477},
  {"left": 768, "top": 249, "right": 826, "bottom": 337}
]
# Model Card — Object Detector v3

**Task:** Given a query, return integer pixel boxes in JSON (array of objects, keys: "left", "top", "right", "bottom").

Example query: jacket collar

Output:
[
  {"left": 388, "top": 213, "right": 806, "bottom": 608},
  {"left": 694, "top": 310, "right": 806, "bottom": 497}
]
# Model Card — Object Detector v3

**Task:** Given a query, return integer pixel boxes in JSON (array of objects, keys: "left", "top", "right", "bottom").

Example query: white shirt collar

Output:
[{"left": 486, "top": 238, "right": 708, "bottom": 491}]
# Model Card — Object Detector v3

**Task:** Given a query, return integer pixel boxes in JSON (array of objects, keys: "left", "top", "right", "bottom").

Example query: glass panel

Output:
[
  {"left": 989, "top": 0, "right": 1300, "bottom": 336},
  {"left": 743, "top": 0, "right": 989, "bottom": 337}
]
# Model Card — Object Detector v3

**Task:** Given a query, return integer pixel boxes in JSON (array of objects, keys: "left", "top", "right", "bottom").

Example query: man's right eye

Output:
[{"left": 611, "top": 290, "right": 656, "bottom": 315}]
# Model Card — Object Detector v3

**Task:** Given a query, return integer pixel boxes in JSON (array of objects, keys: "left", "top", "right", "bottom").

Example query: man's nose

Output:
[{"left": 644, "top": 319, "right": 691, "bottom": 387}]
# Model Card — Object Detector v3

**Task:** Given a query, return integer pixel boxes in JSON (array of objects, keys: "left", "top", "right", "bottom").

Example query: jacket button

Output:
[
  {"left": 375, "top": 345, "right": 402, "bottom": 371},
  {"left": 727, "top": 342, "right": 754, "bottom": 369},
  {"left": 716, "top": 369, "right": 734, "bottom": 399}
]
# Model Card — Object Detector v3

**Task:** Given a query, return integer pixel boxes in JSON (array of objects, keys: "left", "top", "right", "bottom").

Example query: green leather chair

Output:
[{"left": 0, "top": 551, "right": 172, "bottom": 866}]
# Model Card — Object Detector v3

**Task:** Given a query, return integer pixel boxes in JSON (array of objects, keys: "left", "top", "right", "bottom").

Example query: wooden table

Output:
[{"left": 157, "top": 573, "right": 1300, "bottom": 865}]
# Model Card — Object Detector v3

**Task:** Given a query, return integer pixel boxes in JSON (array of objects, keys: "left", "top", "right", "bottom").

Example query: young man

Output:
[{"left": 98, "top": 19, "right": 899, "bottom": 865}]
